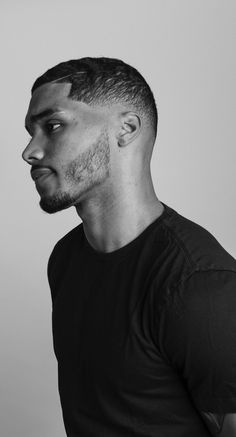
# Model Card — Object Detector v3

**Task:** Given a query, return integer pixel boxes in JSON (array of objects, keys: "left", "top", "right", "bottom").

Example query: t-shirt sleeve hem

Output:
[{"left": 193, "top": 396, "right": 236, "bottom": 414}]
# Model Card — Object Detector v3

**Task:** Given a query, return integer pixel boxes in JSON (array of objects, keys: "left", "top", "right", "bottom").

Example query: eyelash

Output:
[{"left": 45, "top": 122, "right": 63, "bottom": 133}]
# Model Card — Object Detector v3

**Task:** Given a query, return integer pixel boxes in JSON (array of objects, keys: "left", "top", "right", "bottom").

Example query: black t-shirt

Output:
[{"left": 48, "top": 203, "right": 236, "bottom": 436}]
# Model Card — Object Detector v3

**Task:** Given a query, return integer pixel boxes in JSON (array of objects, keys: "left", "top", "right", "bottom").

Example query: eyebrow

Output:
[{"left": 25, "top": 108, "right": 64, "bottom": 132}]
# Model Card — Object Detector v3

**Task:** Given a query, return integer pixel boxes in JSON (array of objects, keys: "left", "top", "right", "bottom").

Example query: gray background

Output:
[{"left": 1, "top": 0, "right": 235, "bottom": 436}]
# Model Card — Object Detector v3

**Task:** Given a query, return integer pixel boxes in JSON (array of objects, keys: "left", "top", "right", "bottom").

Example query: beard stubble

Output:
[{"left": 39, "top": 128, "right": 110, "bottom": 214}]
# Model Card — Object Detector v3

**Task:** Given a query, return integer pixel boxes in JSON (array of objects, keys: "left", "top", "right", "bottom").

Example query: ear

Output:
[{"left": 117, "top": 112, "right": 142, "bottom": 147}]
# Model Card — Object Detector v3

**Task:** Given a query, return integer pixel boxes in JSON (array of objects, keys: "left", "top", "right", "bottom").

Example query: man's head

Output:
[{"left": 22, "top": 57, "right": 158, "bottom": 213}]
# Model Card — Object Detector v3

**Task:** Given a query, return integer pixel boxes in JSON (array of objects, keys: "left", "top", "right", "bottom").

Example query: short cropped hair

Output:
[{"left": 32, "top": 57, "right": 158, "bottom": 140}]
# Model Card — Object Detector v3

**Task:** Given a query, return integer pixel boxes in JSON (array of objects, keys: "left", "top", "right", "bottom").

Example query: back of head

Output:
[{"left": 32, "top": 57, "right": 158, "bottom": 142}]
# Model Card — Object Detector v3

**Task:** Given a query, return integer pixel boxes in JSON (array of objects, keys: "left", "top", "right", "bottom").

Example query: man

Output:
[{"left": 22, "top": 57, "right": 236, "bottom": 436}]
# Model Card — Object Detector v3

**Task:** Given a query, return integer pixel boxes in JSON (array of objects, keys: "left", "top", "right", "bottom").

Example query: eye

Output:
[{"left": 46, "top": 121, "right": 62, "bottom": 133}]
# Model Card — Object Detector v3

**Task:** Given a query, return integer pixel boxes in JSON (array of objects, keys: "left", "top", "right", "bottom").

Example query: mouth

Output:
[{"left": 31, "top": 167, "right": 55, "bottom": 184}]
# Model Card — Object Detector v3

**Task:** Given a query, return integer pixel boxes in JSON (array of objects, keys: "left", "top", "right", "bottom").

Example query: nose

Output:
[{"left": 22, "top": 137, "right": 45, "bottom": 165}]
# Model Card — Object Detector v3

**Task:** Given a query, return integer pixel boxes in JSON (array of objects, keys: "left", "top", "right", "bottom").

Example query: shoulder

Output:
[
  {"left": 152, "top": 204, "right": 236, "bottom": 347},
  {"left": 159, "top": 204, "right": 236, "bottom": 276}
]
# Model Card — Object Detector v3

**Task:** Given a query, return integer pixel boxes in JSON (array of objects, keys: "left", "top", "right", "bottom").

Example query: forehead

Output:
[
  {"left": 26, "top": 82, "right": 74, "bottom": 116},
  {"left": 25, "top": 82, "right": 111, "bottom": 128}
]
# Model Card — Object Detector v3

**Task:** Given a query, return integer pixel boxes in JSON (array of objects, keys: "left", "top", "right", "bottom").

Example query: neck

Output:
[{"left": 75, "top": 175, "right": 164, "bottom": 253}]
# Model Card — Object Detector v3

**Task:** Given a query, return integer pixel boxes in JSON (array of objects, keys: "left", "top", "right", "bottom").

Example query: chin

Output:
[{"left": 39, "top": 192, "right": 77, "bottom": 214}]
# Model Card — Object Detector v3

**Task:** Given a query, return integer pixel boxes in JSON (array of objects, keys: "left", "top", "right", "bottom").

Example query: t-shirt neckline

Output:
[{"left": 81, "top": 202, "right": 171, "bottom": 262}]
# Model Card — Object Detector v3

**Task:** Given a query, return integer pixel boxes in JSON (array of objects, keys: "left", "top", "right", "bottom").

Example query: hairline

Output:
[
  {"left": 33, "top": 77, "right": 147, "bottom": 116},
  {"left": 31, "top": 67, "right": 157, "bottom": 142}
]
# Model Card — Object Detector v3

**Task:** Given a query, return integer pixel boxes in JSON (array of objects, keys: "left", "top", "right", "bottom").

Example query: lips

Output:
[{"left": 31, "top": 167, "right": 54, "bottom": 181}]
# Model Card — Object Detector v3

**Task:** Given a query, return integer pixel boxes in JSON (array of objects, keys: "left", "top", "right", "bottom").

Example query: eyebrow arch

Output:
[{"left": 25, "top": 108, "right": 64, "bottom": 132}]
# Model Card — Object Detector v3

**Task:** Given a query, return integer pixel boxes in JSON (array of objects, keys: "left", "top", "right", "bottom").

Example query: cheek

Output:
[
  {"left": 49, "top": 134, "right": 80, "bottom": 164},
  {"left": 59, "top": 127, "right": 91, "bottom": 156}
]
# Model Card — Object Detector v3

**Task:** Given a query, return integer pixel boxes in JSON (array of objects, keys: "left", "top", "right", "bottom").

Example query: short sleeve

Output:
[{"left": 158, "top": 269, "right": 236, "bottom": 414}]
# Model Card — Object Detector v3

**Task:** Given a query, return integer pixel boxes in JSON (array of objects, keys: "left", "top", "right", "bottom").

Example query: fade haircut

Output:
[{"left": 32, "top": 57, "right": 158, "bottom": 140}]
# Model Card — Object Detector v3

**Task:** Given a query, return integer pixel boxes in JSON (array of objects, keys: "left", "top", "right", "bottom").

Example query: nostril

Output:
[{"left": 22, "top": 148, "right": 31, "bottom": 163}]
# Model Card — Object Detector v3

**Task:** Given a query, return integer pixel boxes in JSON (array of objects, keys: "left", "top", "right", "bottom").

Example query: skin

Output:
[
  {"left": 22, "top": 81, "right": 236, "bottom": 435},
  {"left": 22, "top": 81, "right": 164, "bottom": 253},
  {"left": 200, "top": 412, "right": 236, "bottom": 436}
]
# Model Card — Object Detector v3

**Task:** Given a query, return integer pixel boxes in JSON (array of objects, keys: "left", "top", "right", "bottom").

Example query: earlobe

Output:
[
  {"left": 118, "top": 136, "right": 127, "bottom": 147},
  {"left": 117, "top": 112, "right": 141, "bottom": 147}
]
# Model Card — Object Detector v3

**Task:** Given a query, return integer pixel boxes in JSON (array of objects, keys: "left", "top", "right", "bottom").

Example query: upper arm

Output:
[
  {"left": 158, "top": 270, "right": 236, "bottom": 430},
  {"left": 200, "top": 412, "right": 236, "bottom": 436}
]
